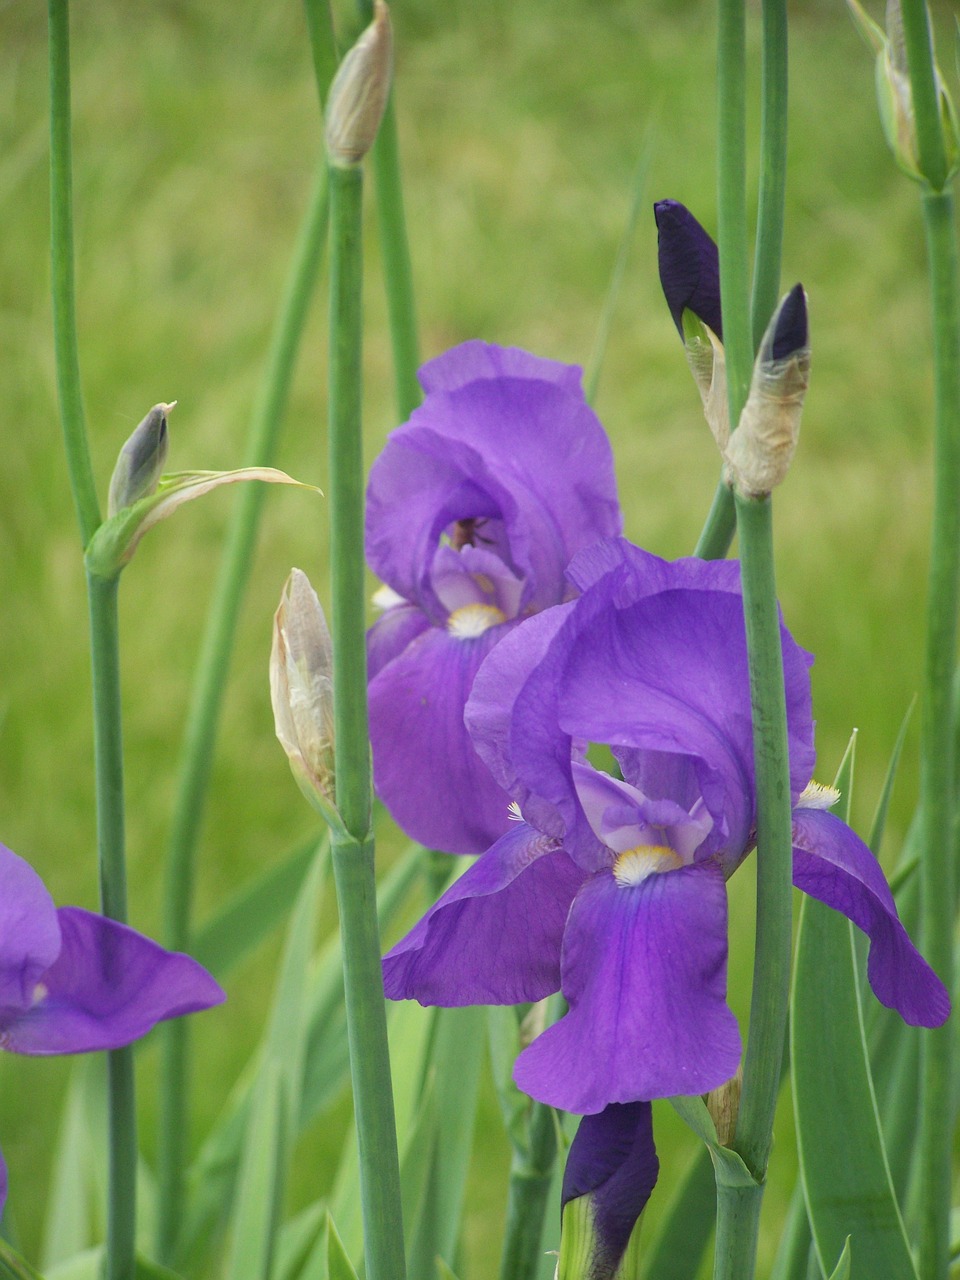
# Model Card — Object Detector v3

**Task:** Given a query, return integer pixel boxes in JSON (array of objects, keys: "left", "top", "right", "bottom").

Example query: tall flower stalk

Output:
[
  {"left": 48, "top": 3, "right": 137, "bottom": 1275},
  {"left": 324, "top": 8, "right": 406, "bottom": 1276},
  {"left": 712, "top": 0, "right": 796, "bottom": 1275},
  {"left": 898, "top": 5, "right": 960, "bottom": 1276}
]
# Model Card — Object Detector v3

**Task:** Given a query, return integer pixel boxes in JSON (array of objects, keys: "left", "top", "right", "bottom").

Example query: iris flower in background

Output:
[
  {"left": 384, "top": 540, "right": 949, "bottom": 1113},
  {"left": 559, "top": 1101, "right": 659, "bottom": 1280},
  {"left": 365, "top": 341, "right": 622, "bottom": 854},
  {"left": 0, "top": 842, "right": 225, "bottom": 1213}
]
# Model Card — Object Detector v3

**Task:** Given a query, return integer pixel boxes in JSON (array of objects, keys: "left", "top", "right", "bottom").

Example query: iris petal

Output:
[
  {"left": 369, "top": 624, "right": 517, "bottom": 853},
  {"left": 0, "top": 908, "right": 225, "bottom": 1055},
  {"left": 0, "top": 844, "right": 61, "bottom": 1015},
  {"left": 514, "top": 862, "right": 741, "bottom": 1110},
  {"left": 791, "top": 808, "right": 950, "bottom": 1028},
  {"left": 383, "top": 822, "right": 586, "bottom": 1005}
]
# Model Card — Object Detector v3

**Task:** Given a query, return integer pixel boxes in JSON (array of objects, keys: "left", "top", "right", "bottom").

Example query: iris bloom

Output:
[
  {"left": 560, "top": 1101, "right": 659, "bottom": 1280},
  {"left": 365, "top": 341, "right": 622, "bottom": 854},
  {"left": 0, "top": 842, "right": 224, "bottom": 1212},
  {"left": 383, "top": 540, "right": 949, "bottom": 1112}
]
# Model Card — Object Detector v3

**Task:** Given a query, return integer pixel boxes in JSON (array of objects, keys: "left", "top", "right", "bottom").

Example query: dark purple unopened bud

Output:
[
  {"left": 558, "top": 1101, "right": 659, "bottom": 1278},
  {"left": 771, "top": 283, "right": 808, "bottom": 360},
  {"left": 654, "top": 199, "right": 723, "bottom": 340}
]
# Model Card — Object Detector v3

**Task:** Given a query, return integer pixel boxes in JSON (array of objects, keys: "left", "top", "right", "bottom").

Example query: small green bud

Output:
[
  {"left": 725, "top": 285, "right": 810, "bottom": 499},
  {"left": 325, "top": 1, "right": 393, "bottom": 168},
  {"left": 271, "top": 569, "right": 344, "bottom": 834},
  {"left": 107, "top": 401, "right": 174, "bottom": 517}
]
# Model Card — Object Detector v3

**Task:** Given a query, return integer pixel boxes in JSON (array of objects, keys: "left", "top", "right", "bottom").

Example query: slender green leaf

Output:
[
  {"left": 224, "top": 1061, "right": 286, "bottom": 1280},
  {"left": 44, "top": 1252, "right": 183, "bottom": 1280},
  {"left": 639, "top": 1146, "right": 715, "bottom": 1280},
  {"left": 824, "top": 1238, "right": 852, "bottom": 1280},
  {"left": 435, "top": 1264, "right": 462, "bottom": 1280},
  {"left": 769, "top": 1181, "right": 812, "bottom": 1280},
  {"left": 191, "top": 835, "right": 325, "bottom": 978},
  {"left": 792, "top": 891, "right": 918, "bottom": 1279},
  {"left": 276, "top": 1203, "right": 327, "bottom": 1280},
  {"left": 180, "top": 843, "right": 422, "bottom": 1264},
  {"left": 0, "top": 1239, "right": 45, "bottom": 1280},
  {"left": 325, "top": 1216, "right": 359, "bottom": 1280},
  {"left": 668, "top": 1096, "right": 756, "bottom": 1189},
  {"left": 867, "top": 701, "right": 914, "bottom": 855},
  {"left": 405, "top": 1006, "right": 484, "bottom": 1277},
  {"left": 41, "top": 1058, "right": 104, "bottom": 1268}
]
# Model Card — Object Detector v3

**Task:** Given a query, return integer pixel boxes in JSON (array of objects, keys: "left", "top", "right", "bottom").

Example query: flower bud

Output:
[
  {"left": 107, "top": 402, "right": 174, "bottom": 517},
  {"left": 846, "top": 0, "right": 960, "bottom": 186},
  {"left": 557, "top": 1103, "right": 659, "bottom": 1280},
  {"left": 655, "top": 200, "right": 729, "bottom": 448},
  {"left": 325, "top": 1, "right": 393, "bottom": 168},
  {"left": 704, "top": 1064, "right": 742, "bottom": 1147},
  {"left": 271, "top": 569, "right": 342, "bottom": 831},
  {"left": 724, "top": 285, "right": 810, "bottom": 499}
]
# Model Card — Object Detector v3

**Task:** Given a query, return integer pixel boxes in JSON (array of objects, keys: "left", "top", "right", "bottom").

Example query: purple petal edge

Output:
[{"left": 792, "top": 808, "right": 950, "bottom": 1028}]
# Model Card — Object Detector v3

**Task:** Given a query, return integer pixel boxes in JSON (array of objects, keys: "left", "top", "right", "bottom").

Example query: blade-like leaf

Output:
[
  {"left": 325, "top": 1216, "right": 359, "bottom": 1280},
  {"left": 0, "top": 1239, "right": 45, "bottom": 1280},
  {"left": 668, "top": 1096, "right": 756, "bottom": 1189},
  {"left": 792, "top": 893, "right": 918, "bottom": 1279},
  {"left": 769, "top": 1181, "right": 813, "bottom": 1280},
  {"left": 639, "top": 1146, "right": 715, "bottom": 1280},
  {"left": 867, "top": 701, "right": 914, "bottom": 855},
  {"left": 275, "top": 1203, "right": 327, "bottom": 1280},
  {"left": 192, "top": 835, "right": 325, "bottom": 979},
  {"left": 825, "top": 1238, "right": 852, "bottom": 1280},
  {"left": 223, "top": 1060, "right": 286, "bottom": 1280},
  {"left": 41, "top": 1058, "right": 104, "bottom": 1268}
]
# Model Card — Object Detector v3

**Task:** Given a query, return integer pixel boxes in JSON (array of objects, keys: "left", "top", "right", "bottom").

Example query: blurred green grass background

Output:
[{"left": 0, "top": 0, "right": 955, "bottom": 1273}]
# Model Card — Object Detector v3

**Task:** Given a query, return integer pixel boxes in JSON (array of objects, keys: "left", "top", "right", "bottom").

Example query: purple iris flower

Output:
[
  {"left": 561, "top": 1101, "right": 659, "bottom": 1278},
  {"left": 365, "top": 341, "right": 622, "bottom": 854},
  {"left": 383, "top": 539, "right": 949, "bottom": 1113},
  {"left": 0, "top": 842, "right": 225, "bottom": 1213}
]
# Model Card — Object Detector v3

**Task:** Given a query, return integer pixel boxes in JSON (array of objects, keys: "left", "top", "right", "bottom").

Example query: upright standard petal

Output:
[
  {"left": 561, "top": 1102, "right": 660, "bottom": 1279},
  {"left": 791, "top": 808, "right": 950, "bottom": 1028},
  {"left": 1, "top": 908, "right": 225, "bottom": 1055},
  {"left": 417, "top": 340, "right": 585, "bottom": 396},
  {"left": 0, "top": 845, "right": 61, "bottom": 1014},
  {"left": 383, "top": 821, "right": 585, "bottom": 1005},
  {"left": 514, "top": 862, "right": 741, "bottom": 1110}
]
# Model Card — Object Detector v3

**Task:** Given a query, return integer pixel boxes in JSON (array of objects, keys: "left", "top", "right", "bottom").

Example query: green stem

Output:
[
  {"left": 87, "top": 573, "right": 136, "bottom": 1280},
  {"left": 47, "top": 0, "right": 100, "bottom": 548},
  {"left": 354, "top": 4, "right": 422, "bottom": 421},
  {"left": 712, "top": 1183, "right": 764, "bottom": 1280},
  {"left": 730, "top": 495, "right": 794, "bottom": 1176},
  {"left": 694, "top": 480, "right": 736, "bottom": 559},
  {"left": 900, "top": 0, "right": 948, "bottom": 193},
  {"left": 716, "top": 0, "right": 753, "bottom": 428},
  {"left": 497, "top": 1100, "right": 558, "bottom": 1280},
  {"left": 155, "top": 166, "right": 329, "bottom": 1263},
  {"left": 915, "top": 185, "right": 960, "bottom": 1280},
  {"left": 750, "top": 0, "right": 788, "bottom": 348},
  {"left": 328, "top": 160, "right": 405, "bottom": 1280}
]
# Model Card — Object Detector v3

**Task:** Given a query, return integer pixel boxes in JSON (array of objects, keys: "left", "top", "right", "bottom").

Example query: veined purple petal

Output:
[
  {"left": 654, "top": 199, "right": 723, "bottom": 339},
  {"left": 562, "top": 1102, "right": 659, "bottom": 1277},
  {"left": 366, "top": 350, "right": 621, "bottom": 620},
  {"left": 418, "top": 340, "right": 585, "bottom": 396},
  {"left": 1, "top": 908, "right": 225, "bottom": 1055},
  {"left": 367, "top": 602, "right": 430, "bottom": 682},
  {"left": 514, "top": 862, "right": 741, "bottom": 1110},
  {"left": 792, "top": 809, "right": 950, "bottom": 1028},
  {"left": 383, "top": 822, "right": 585, "bottom": 1005},
  {"left": 369, "top": 623, "right": 516, "bottom": 853},
  {"left": 0, "top": 845, "right": 61, "bottom": 1014}
]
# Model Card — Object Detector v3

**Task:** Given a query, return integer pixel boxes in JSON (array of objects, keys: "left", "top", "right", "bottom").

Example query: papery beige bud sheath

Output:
[
  {"left": 684, "top": 324, "right": 730, "bottom": 453},
  {"left": 325, "top": 1, "right": 393, "bottom": 168},
  {"left": 270, "top": 569, "right": 336, "bottom": 809},
  {"left": 704, "top": 1064, "right": 743, "bottom": 1148},
  {"left": 724, "top": 286, "right": 810, "bottom": 499}
]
